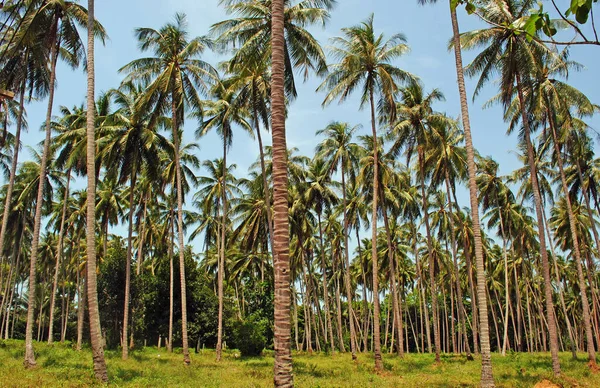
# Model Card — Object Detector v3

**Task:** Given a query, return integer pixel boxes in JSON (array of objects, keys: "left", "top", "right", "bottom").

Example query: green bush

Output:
[{"left": 232, "top": 315, "right": 267, "bottom": 357}]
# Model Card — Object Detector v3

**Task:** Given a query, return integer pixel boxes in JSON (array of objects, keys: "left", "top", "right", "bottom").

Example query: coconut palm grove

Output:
[{"left": 0, "top": 0, "right": 600, "bottom": 386}]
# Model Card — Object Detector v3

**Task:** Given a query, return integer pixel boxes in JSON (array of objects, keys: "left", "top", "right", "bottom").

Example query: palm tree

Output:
[
  {"left": 420, "top": 0, "right": 495, "bottom": 381},
  {"left": 21, "top": 0, "right": 105, "bottom": 368},
  {"left": 120, "top": 13, "right": 216, "bottom": 364},
  {"left": 461, "top": 0, "right": 560, "bottom": 375},
  {"left": 84, "top": 0, "right": 107, "bottom": 381},
  {"left": 270, "top": 0, "right": 293, "bottom": 385},
  {"left": 318, "top": 14, "right": 414, "bottom": 370},
  {"left": 197, "top": 78, "right": 251, "bottom": 361},
  {"left": 315, "top": 121, "right": 361, "bottom": 358}
]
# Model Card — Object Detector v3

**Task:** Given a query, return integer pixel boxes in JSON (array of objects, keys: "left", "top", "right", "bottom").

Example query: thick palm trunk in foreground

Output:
[
  {"left": 449, "top": 4, "right": 494, "bottom": 386},
  {"left": 86, "top": 0, "right": 109, "bottom": 381},
  {"left": 271, "top": 0, "right": 293, "bottom": 385}
]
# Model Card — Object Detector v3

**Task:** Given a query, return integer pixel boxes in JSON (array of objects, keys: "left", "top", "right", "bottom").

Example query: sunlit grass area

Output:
[{"left": 1, "top": 340, "right": 599, "bottom": 387}]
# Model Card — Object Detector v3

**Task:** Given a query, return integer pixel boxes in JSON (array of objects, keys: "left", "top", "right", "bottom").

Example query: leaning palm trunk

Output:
[
  {"left": 548, "top": 111, "right": 595, "bottom": 364},
  {"left": 515, "top": 75, "right": 560, "bottom": 376},
  {"left": 24, "top": 19, "right": 60, "bottom": 368},
  {"left": 253, "top": 103, "right": 274, "bottom": 254},
  {"left": 0, "top": 77, "right": 25, "bottom": 284},
  {"left": 86, "top": 1, "right": 109, "bottom": 380},
  {"left": 48, "top": 168, "right": 71, "bottom": 344},
  {"left": 368, "top": 88, "right": 384, "bottom": 371},
  {"left": 172, "top": 94, "right": 191, "bottom": 365},
  {"left": 271, "top": 0, "right": 293, "bottom": 385},
  {"left": 449, "top": 4, "right": 493, "bottom": 384},
  {"left": 318, "top": 212, "right": 335, "bottom": 353}
]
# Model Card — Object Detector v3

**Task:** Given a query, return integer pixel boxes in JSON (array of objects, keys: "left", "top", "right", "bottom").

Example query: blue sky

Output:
[{"left": 20, "top": 0, "right": 600, "bottom": 251}]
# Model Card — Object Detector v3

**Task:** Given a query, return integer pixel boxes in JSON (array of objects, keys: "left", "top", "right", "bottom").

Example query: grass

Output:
[{"left": 0, "top": 340, "right": 599, "bottom": 387}]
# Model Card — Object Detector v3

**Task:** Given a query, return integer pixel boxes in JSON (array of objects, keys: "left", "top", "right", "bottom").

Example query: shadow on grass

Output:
[
  {"left": 294, "top": 360, "right": 327, "bottom": 378},
  {"left": 112, "top": 366, "right": 144, "bottom": 382}
]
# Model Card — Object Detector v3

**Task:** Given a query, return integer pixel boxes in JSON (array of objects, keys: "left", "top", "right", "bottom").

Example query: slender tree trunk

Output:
[
  {"left": 449, "top": 5, "right": 493, "bottom": 384},
  {"left": 444, "top": 172, "right": 473, "bottom": 359},
  {"left": 318, "top": 211, "right": 335, "bottom": 353},
  {"left": 77, "top": 248, "right": 85, "bottom": 351},
  {"left": 168, "top": 207, "right": 174, "bottom": 353},
  {"left": 48, "top": 168, "right": 71, "bottom": 344},
  {"left": 172, "top": 90, "right": 191, "bottom": 365},
  {"left": 216, "top": 137, "right": 227, "bottom": 361},
  {"left": 341, "top": 163, "right": 357, "bottom": 359},
  {"left": 496, "top": 200, "right": 510, "bottom": 357},
  {"left": 357, "top": 229, "right": 369, "bottom": 353},
  {"left": 516, "top": 76, "right": 560, "bottom": 376},
  {"left": 369, "top": 87, "right": 383, "bottom": 371},
  {"left": 0, "top": 76, "right": 25, "bottom": 280},
  {"left": 419, "top": 152, "right": 441, "bottom": 363},
  {"left": 122, "top": 171, "right": 137, "bottom": 360},
  {"left": 85, "top": 2, "right": 109, "bottom": 380},
  {"left": 136, "top": 194, "right": 148, "bottom": 275},
  {"left": 334, "top": 264, "right": 345, "bottom": 352},
  {"left": 24, "top": 21, "right": 60, "bottom": 369},
  {"left": 548, "top": 112, "right": 595, "bottom": 363},
  {"left": 253, "top": 104, "right": 274, "bottom": 254},
  {"left": 271, "top": 0, "right": 292, "bottom": 384}
]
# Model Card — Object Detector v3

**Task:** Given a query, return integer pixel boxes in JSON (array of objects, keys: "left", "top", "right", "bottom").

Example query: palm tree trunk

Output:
[
  {"left": 516, "top": 75, "right": 561, "bottom": 376},
  {"left": 48, "top": 168, "right": 71, "bottom": 344},
  {"left": 168, "top": 207, "right": 174, "bottom": 353},
  {"left": 368, "top": 87, "right": 383, "bottom": 371},
  {"left": 76, "top": 248, "right": 85, "bottom": 351},
  {"left": 357, "top": 228, "right": 369, "bottom": 353},
  {"left": 548, "top": 111, "right": 595, "bottom": 363},
  {"left": 419, "top": 152, "right": 441, "bottom": 363},
  {"left": 334, "top": 265, "right": 345, "bottom": 352},
  {"left": 341, "top": 163, "right": 357, "bottom": 359},
  {"left": 317, "top": 211, "right": 335, "bottom": 353},
  {"left": 496, "top": 200, "right": 510, "bottom": 357},
  {"left": 253, "top": 104, "right": 274, "bottom": 254},
  {"left": 122, "top": 170, "right": 137, "bottom": 360},
  {"left": 381, "top": 198, "right": 403, "bottom": 357},
  {"left": 136, "top": 193, "right": 148, "bottom": 275},
  {"left": 271, "top": 0, "right": 293, "bottom": 384},
  {"left": 24, "top": 20, "right": 61, "bottom": 369},
  {"left": 444, "top": 170, "right": 472, "bottom": 359},
  {"left": 0, "top": 76, "right": 25, "bottom": 282},
  {"left": 216, "top": 137, "right": 227, "bottom": 362},
  {"left": 172, "top": 94, "right": 191, "bottom": 364},
  {"left": 449, "top": 3, "right": 493, "bottom": 384},
  {"left": 86, "top": 2, "right": 109, "bottom": 379}
]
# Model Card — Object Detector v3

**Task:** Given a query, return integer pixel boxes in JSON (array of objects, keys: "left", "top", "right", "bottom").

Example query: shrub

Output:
[{"left": 232, "top": 315, "right": 267, "bottom": 357}]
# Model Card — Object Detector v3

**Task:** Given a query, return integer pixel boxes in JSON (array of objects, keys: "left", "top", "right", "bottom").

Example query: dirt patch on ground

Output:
[
  {"left": 533, "top": 379, "right": 560, "bottom": 388},
  {"left": 588, "top": 360, "right": 600, "bottom": 373}
]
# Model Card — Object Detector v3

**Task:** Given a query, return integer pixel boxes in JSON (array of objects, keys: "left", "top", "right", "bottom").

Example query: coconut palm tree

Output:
[
  {"left": 315, "top": 121, "right": 361, "bottom": 358},
  {"left": 84, "top": 0, "right": 107, "bottom": 380},
  {"left": 197, "top": 77, "right": 252, "bottom": 361},
  {"left": 460, "top": 0, "right": 561, "bottom": 375},
  {"left": 21, "top": 0, "right": 105, "bottom": 367},
  {"left": 119, "top": 13, "right": 216, "bottom": 364},
  {"left": 318, "top": 14, "right": 414, "bottom": 370}
]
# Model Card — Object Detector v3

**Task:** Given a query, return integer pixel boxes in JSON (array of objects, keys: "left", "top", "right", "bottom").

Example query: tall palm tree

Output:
[
  {"left": 319, "top": 14, "right": 414, "bottom": 369},
  {"left": 461, "top": 0, "right": 560, "bottom": 375},
  {"left": 270, "top": 0, "right": 293, "bottom": 385},
  {"left": 420, "top": 0, "right": 495, "bottom": 382},
  {"left": 84, "top": 0, "right": 107, "bottom": 381},
  {"left": 197, "top": 78, "right": 251, "bottom": 361},
  {"left": 315, "top": 121, "right": 361, "bottom": 358},
  {"left": 120, "top": 13, "right": 216, "bottom": 364}
]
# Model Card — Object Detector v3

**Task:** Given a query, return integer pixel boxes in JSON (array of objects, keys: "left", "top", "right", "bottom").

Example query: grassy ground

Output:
[{"left": 0, "top": 340, "right": 599, "bottom": 387}]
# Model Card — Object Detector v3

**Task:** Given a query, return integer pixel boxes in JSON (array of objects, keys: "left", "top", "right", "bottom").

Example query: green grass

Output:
[{"left": 0, "top": 340, "right": 598, "bottom": 387}]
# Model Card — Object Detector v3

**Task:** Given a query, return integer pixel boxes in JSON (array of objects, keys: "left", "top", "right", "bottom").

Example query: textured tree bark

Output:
[
  {"left": 85, "top": 1, "right": 109, "bottom": 380},
  {"left": 122, "top": 171, "right": 137, "bottom": 360},
  {"left": 449, "top": 4, "right": 493, "bottom": 385},
  {"left": 216, "top": 135, "right": 227, "bottom": 361},
  {"left": 271, "top": 0, "right": 293, "bottom": 385}
]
